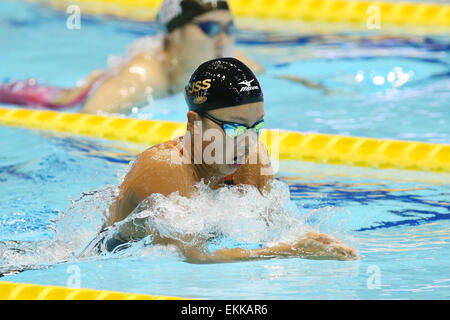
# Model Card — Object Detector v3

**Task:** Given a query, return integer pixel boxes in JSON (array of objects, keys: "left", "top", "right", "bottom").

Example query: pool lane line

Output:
[
  {"left": 0, "top": 107, "right": 448, "bottom": 173},
  {"left": 0, "top": 281, "right": 188, "bottom": 300},
  {"left": 39, "top": 0, "right": 450, "bottom": 27}
]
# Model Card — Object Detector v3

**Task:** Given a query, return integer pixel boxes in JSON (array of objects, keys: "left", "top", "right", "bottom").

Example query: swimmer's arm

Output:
[
  {"left": 235, "top": 50, "right": 264, "bottom": 74},
  {"left": 51, "top": 69, "right": 105, "bottom": 106},
  {"left": 183, "top": 232, "right": 358, "bottom": 263},
  {"left": 82, "top": 54, "right": 168, "bottom": 114},
  {"left": 108, "top": 190, "right": 141, "bottom": 226}
]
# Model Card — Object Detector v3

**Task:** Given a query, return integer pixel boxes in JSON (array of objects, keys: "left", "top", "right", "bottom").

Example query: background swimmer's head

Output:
[
  {"left": 157, "top": 0, "right": 235, "bottom": 74},
  {"left": 184, "top": 57, "right": 265, "bottom": 176}
]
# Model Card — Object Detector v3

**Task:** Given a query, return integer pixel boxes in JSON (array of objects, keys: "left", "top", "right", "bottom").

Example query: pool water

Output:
[
  {"left": 1, "top": 0, "right": 449, "bottom": 299},
  {"left": 0, "top": 125, "right": 449, "bottom": 299}
]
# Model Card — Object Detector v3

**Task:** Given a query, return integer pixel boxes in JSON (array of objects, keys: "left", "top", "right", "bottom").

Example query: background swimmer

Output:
[
  {"left": 0, "top": 0, "right": 329, "bottom": 114},
  {"left": 98, "top": 57, "right": 358, "bottom": 262},
  {"left": 0, "top": 0, "right": 261, "bottom": 114},
  {"left": 82, "top": 0, "right": 265, "bottom": 114}
]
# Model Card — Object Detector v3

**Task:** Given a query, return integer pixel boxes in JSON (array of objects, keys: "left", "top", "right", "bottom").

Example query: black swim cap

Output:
[
  {"left": 185, "top": 57, "right": 264, "bottom": 112},
  {"left": 156, "top": 0, "right": 230, "bottom": 34}
]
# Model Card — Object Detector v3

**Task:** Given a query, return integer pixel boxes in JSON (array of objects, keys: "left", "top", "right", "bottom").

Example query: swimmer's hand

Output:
[
  {"left": 184, "top": 232, "right": 358, "bottom": 263},
  {"left": 283, "top": 231, "right": 359, "bottom": 261}
]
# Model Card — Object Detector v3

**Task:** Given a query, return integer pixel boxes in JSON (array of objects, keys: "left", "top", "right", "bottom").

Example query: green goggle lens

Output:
[
  {"left": 223, "top": 120, "right": 264, "bottom": 139},
  {"left": 253, "top": 120, "right": 265, "bottom": 134}
]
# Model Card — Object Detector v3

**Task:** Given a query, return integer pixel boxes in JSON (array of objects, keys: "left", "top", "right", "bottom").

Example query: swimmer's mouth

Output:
[
  {"left": 229, "top": 149, "right": 250, "bottom": 167},
  {"left": 230, "top": 154, "right": 246, "bottom": 167}
]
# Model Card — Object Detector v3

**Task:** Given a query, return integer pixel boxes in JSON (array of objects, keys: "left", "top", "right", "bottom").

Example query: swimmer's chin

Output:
[{"left": 214, "top": 163, "right": 241, "bottom": 176}]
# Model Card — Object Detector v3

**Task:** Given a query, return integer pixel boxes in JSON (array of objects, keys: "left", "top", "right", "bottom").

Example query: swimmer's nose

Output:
[
  {"left": 217, "top": 31, "right": 227, "bottom": 43},
  {"left": 214, "top": 47, "right": 224, "bottom": 58},
  {"left": 215, "top": 33, "right": 228, "bottom": 54}
]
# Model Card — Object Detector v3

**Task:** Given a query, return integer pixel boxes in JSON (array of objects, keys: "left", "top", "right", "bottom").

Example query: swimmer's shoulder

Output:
[
  {"left": 120, "top": 49, "right": 169, "bottom": 94},
  {"left": 130, "top": 51, "right": 164, "bottom": 71},
  {"left": 138, "top": 137, "right": 185, "bottom": 167},
  {"left": 121, "top": 137, "right": 189, "bottom": 193},
  {"left": 110, "top": 138, "right": 187, "bottom": 224},
  {"left": 129, "top": 140, "right": 183, "bottom": 176}
]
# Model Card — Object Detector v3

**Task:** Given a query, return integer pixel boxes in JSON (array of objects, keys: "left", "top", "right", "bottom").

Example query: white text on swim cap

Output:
[
  {"left": 239, "top": 79, "right": 259, "bottom": 92},
  {"left": 158, "top": 0, "right": 183, "bottom": 24}
]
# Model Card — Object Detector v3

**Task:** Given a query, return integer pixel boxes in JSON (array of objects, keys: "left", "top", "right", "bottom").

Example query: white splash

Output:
[
  {"left": 0, "top": 177, "right": 352, "bottom": 274},
  {"left": 106, "top": 180, "right": 315, "bottom": 251}
]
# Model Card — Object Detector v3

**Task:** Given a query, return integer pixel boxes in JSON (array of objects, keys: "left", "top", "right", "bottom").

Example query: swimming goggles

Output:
[
  {"left": 200, "top": 112, "right": 264, "bottom": 139},
  {"left": 192, "top": 21, "right": 236, "bottom": 37}
]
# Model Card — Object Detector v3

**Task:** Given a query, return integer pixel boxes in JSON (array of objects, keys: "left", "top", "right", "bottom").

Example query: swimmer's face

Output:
[
  {"left": 188, "top": 102, "right": 265, "bottom": 176},
  {"left": 177, "top": 10, "right": 235, "bottom": 72}
]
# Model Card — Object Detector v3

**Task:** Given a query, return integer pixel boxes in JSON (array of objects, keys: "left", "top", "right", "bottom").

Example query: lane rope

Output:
[
  {"left": 39, "top": 0, "right": 450, "bottom": 26},
  {"left": 0, "top": 281, "right": 187, "bottom": 300},
  {"left": 0, "top": 107, "right": 448, "bottom": 173}
]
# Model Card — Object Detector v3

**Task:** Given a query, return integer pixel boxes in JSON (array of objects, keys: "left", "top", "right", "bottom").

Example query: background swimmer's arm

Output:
[
  {"left": 235, "top": 50, "right": 264, "bottom": 74},
  {"left": 82, "top": 54, "right": 168, "bottom": 114},
  {"left": 184, "top": 232, "right": 358, "bottom": 263},
  {"left": 275, "top": 74, "right": 332, "bottom": 94},
  {"left": 51, "top": 69, "right": 105, "bottom": 106}
]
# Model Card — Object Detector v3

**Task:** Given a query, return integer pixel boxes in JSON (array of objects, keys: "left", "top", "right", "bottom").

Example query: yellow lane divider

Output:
[
  {"left": 0, "top": 107, "right": 448, "bottom": 173},
  {"left": 0, "top": 107, "right": 187, "bottom": 145},
  {"left": 39, "top": 0, "right": 450, "bottom": 26},
  {"left": 0, "top": 281, "right": 187, "bottom": 300}
]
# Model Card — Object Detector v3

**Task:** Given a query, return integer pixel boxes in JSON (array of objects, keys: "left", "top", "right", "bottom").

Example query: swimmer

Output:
[
  {"left": 97, "top": 57, "right": 358, "bottom": 263},
  {"left": 0, "top": 0, "right": 262, "bottom": 114}
]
